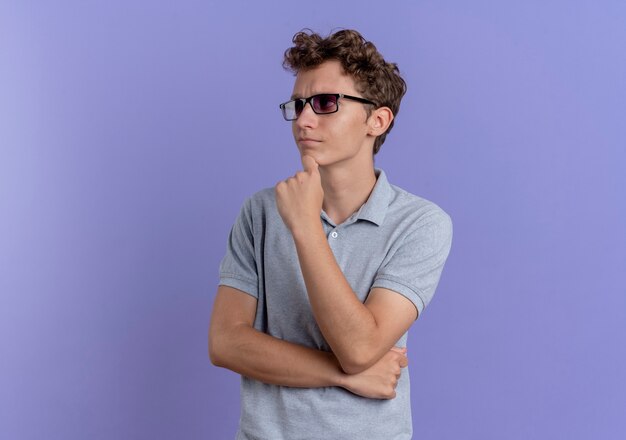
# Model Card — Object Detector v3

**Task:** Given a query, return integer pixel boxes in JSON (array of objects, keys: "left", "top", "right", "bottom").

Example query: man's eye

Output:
[{"left": 318, "top": 96, "right": 335, "bottom": 110}]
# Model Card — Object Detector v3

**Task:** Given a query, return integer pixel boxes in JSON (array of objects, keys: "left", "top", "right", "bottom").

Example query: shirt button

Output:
[{"left": 331, "top": 231, "right": 338, "bottom": 239}]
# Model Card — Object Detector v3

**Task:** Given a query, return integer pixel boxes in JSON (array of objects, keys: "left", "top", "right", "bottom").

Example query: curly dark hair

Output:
[{"left": 283, "top": 29, "right": 407, "bottom": 155}]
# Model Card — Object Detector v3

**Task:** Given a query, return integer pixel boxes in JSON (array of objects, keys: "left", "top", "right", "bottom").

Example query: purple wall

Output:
[{"left": 1, "top": 1, "right": 625, "bottom": 439}]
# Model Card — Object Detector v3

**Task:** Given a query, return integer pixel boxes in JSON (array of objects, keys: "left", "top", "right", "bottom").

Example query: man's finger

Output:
[
  {"left": 399, "top": 356, "right": 409, "bottom": 368},
  {"left": 301, "top": 155, "right": 319, "bottom": 174}
]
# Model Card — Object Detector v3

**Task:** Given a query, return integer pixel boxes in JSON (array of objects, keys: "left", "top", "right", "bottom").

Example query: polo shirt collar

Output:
[{"left": 355, "top": 168, "right": 394, "bottom": 226}]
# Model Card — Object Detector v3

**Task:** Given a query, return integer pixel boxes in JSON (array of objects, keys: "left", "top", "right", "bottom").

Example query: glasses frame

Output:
[{"left": 279, "top": 93, "right": 377, "bottom": 121}]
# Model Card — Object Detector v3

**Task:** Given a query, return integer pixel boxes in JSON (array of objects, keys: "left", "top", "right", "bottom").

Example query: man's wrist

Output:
[
  {"left": 320, "top": 350, "right": 349, "bottom": 388},
  {"left": 331, "top": 360, "right": 350, "bottom": 389},
  {"left": 334, "top": 371, "right": 350, "bottom": 389},
  {"left": 290, "top": 219, "right": 325, "bottom": 243}
]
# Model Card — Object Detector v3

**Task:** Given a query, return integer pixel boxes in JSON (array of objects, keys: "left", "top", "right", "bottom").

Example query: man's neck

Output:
[{"left": 319, "top": 159, "right": 377, "bottom": 226}]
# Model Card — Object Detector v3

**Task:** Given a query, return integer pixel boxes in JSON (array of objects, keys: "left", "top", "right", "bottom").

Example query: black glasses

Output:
[{"left": 279, "top": 93, "right": 376, "bottom": 121}]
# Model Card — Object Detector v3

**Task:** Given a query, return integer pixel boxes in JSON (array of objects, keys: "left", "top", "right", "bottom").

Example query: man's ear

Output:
[{"left": 367, "top": 107, "right": 394, "bottom": 136}]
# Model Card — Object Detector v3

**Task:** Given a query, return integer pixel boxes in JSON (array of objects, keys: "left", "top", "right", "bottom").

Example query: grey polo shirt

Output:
[{"left": 219, "top": 168, "right": 452, "bottom": 440}]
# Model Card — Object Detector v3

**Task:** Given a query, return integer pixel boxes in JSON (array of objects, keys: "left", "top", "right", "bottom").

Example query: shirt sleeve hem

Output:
[
  {"left": 218, "top": 274, "right": 258, "bottom": 299},
  {"left": 371, "top": 275, "right": 426, "bottom": 316}
]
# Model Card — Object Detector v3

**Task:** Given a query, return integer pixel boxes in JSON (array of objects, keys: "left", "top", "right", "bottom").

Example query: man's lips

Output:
[{"left": 298, "top": 138, "right": 321, "bottom": 143}]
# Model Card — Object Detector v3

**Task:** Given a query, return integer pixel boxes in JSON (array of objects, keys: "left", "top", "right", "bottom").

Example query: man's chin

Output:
[{"left": 299, "top": 151, "right": 325, "bottom": 166}]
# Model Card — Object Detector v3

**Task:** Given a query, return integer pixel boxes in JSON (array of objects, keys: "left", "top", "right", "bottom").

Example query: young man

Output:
[{"left": 209, "top": 29, "right": 452, "bottom": 439}]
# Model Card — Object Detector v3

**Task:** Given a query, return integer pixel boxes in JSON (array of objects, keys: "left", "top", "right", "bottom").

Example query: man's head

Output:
[{"left": 282, "top": 29, "right": 407, "bottom": 155}]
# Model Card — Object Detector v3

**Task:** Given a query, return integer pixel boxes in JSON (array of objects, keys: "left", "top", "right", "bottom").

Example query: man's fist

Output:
[
  {"left": 275, "top": 155, "right": 324, "bottom": 235},
  {"left": 341, "top": 347, "right": 409, "bottom": 399}
]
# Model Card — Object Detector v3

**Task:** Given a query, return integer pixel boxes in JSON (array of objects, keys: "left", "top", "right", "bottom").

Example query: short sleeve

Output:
[
  {"left": 218, "top": 197, "right": 259, "bottom": 298},
  {"left": 372, "top": 209, "right": 453, "bottom": 316}
]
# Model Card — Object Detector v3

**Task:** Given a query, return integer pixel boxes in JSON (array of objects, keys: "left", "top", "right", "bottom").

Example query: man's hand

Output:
[
  {"left": 275, "top": 155, "right": 324, "bottom": 235},
  {"left": 341, "top": 347, "right": 409, "bottom": 399}
]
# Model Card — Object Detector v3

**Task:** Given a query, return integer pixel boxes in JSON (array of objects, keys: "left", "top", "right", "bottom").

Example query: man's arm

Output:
[
  {"left": 275, "top": 157, "right": 418, "bottom": 374},
  {"left": 209, "top": 285, "right": 408, "bottom": 399},
  {"left": 292, "top": 223, "right": 417, "bottom": 375}
]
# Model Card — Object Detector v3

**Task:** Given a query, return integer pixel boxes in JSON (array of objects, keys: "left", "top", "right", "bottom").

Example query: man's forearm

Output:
[
  {"left": 209, "top": 285, "right": 407, "bottom": 398},
  {"left": 210, "top": 322, "right": 406, "bottom": 400},
  {"left": 210, "top": 322, "right": 346, "bottom": 389},
  {"left": 291, "top": 223, "right": 383, "bottom": 373}
]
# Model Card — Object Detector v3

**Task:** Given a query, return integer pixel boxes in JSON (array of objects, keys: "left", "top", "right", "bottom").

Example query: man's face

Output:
[{"left": 290, "top": 60, "right": 374, "bottom": 168}]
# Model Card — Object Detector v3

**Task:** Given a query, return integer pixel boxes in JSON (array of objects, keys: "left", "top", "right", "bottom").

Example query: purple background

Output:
[{"left": 1, "top": 1, "right": 625, "bottom": 439}]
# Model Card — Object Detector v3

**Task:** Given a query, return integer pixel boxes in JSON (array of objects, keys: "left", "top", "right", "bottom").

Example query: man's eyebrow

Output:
[{"left": 290, "top": 92, "right": 328, "bottom": 100}]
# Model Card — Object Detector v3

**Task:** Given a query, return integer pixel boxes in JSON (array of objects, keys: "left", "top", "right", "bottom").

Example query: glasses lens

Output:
[
  {"left": 312, "top": 94, "right": 338, "bottom": 114},
  {"left": 293, "top": 99, "right": 305, "bottom": 118},
  {"left": 282, "top": 101, "right": 297, "bottom": 120}
]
